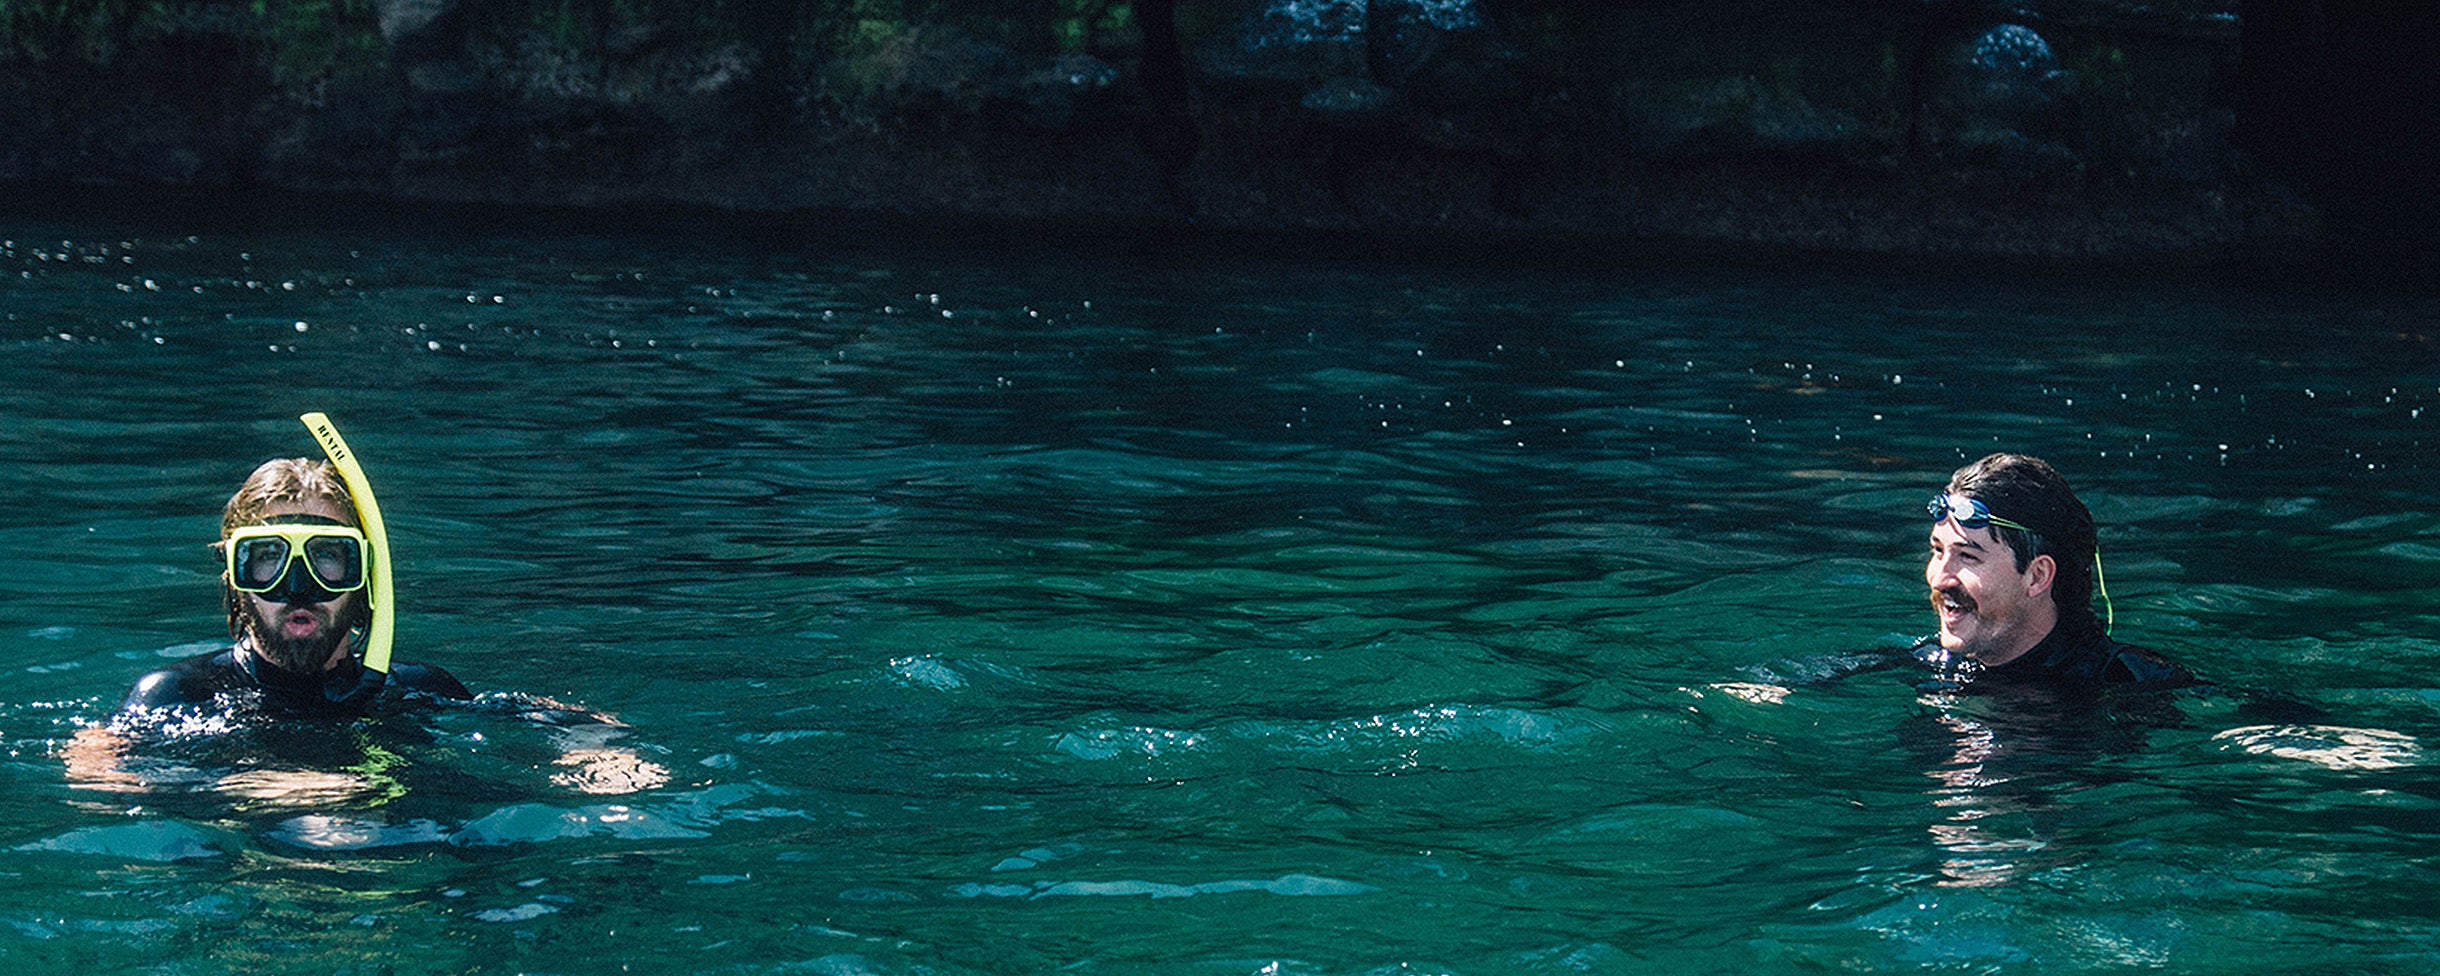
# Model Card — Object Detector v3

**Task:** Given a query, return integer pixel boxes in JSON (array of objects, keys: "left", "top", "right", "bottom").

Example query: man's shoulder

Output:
[
  {"left": 121, "top": 648, "right": 473, "bottom": 714},
  {"left": 122, "top": 646, "right": 242, "bottom": 711},
  {"left": 2098, "top": 638, "right": 2199, "bottom": 689},
  {"left": 383, "top": 660, "right": 474, "bottom": 702},
  {"left": 1970, "top": 629, "right": 2201, "bottom": 691}
]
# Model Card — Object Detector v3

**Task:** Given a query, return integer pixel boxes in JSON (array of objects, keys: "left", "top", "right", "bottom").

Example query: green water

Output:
[{"left": 2, "top": 213, "right": 2437, "bottom": 974}]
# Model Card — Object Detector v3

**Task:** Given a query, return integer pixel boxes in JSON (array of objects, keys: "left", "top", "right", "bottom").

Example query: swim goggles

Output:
[
  {"left": 1924, "top": 492, "right": 2114, "bottom": 633},
  {"left": 1926, "top": 493, "right": 2030, "bottom": 533},
  {"left": 225, "top": 523, "right": 368, "bottom": 595}
]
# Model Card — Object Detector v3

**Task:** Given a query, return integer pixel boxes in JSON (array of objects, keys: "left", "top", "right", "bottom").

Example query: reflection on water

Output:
[
  {"left": 2216, "top": 724, "right": 2422, "bottom": 770},
  {"left": 1, "top": 213, "right": 2437, "bottom": 972},
  {"left": 1904, "top": 679, "right": 2198, "bottom": 890},
  {"left": 1920, "top": 710, "right": 2050, "bottom": 889},
  {"left": 56, "top": 686, "right": 670, "bottom": 822}
]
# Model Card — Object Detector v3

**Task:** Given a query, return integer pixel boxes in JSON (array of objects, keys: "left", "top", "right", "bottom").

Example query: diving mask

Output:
[{"left": 226, "top": 522, "right": 368, "bottom": 596}]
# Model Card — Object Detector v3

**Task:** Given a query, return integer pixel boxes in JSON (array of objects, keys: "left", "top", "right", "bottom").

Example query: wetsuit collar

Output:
[
  {"left": 234, "top": 636, "right": 382, "bottom": 705},
  {"left": 1979, "top": 617, "right": 2109, "bottom": 678}
]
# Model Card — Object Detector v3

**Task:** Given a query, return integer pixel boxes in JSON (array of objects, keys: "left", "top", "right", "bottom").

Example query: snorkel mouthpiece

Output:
[{"left": 301, "top": 413, "right": 394, "bottom": 673}]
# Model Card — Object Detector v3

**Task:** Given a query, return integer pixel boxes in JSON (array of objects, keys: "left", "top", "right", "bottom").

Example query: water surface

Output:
[{"left": 2, "top": 215, "right": 2437, "bottom": 974}]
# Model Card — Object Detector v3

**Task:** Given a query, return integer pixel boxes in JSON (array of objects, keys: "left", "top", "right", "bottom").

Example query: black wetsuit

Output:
[
  {"left": 1741, "top": 621, "right": 2198, "bottom": 694},
  {"left": 123, "top": 646, "right": 471, "bottom": 720},
  {"left": 1915, "top": 622, "right": 2198, "bottom": 693}
]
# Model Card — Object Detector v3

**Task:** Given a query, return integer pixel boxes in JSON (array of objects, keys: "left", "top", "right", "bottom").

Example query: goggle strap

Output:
[{"left": 1930, "top": 493, "right": 2031, "bottom": 533}]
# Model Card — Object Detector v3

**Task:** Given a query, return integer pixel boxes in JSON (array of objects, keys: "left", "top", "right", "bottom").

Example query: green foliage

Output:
[
  {"left": 2066, "top": 44, "right": 2136, "bottom": 102},
  {"left": 0, "top": 0, "right": 379, "bottom": 83},
  {"left": 264, "top": 0, "right": 378, "bottom": 83},
  {"left": 1, "top": 0, "right": 1149, "bottom": 70}
]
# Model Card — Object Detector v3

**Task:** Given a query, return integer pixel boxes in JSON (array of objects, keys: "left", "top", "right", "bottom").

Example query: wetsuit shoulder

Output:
[
  {"left": 121, "top": 647, "right": 244, "bottom": 712},
  {"left": 2099, "top": 639, "right": 2199, "bottom": 689},
  {"left": 383, "top": 660, "right": 473, "bottom": 701}
]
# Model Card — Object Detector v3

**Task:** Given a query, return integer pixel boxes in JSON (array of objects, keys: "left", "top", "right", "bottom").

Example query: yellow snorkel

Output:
[{"left": 300, "top": 412, "right": 394, "bottom": 674}]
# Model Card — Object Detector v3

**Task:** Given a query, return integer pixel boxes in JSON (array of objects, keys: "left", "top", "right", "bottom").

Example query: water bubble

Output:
[
  {"left": 426, "top": 341, "right": 441, "bottom": 351},
  {"left": 294, "top": 321, "right": 309, "bottom": 333}
]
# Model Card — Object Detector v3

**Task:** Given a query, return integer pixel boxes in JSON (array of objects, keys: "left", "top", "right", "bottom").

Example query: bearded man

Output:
[{"left": 121, "top": 458, "right": 469, "bottom": 717}]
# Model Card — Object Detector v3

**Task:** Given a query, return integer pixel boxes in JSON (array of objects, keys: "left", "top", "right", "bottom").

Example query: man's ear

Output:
[{"left": 2024, "top": 553, "right": 2056, "bottom": 598}]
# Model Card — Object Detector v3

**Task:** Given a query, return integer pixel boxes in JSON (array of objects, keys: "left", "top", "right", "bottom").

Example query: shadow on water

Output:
[{"left": 7, "top": 182, "right": 2440, "bottom": 290}]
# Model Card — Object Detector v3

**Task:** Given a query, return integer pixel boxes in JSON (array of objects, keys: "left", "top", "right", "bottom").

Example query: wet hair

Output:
[
  {"left": 1946, "top": 452, "right": 2102, "bottom": 637},
  {"left": 217, "top": 458, "right": 362, "bottom": 639},
  {"left": 220, "top": 457, "right": 356, "bottom": 540}
]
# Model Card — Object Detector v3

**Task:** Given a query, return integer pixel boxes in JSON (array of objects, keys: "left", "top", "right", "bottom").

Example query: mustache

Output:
[{"left": 1933, "top": 586, "right": 1977, "bottom": 612}]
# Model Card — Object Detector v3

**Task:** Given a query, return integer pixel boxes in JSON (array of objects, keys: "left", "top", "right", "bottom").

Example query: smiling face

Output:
[
  {"left": 234, "top": 494, "right": 367, "bottom": 675},
  {"left": 1926, "top": 515, "right": 2058, "bottom": 667}
]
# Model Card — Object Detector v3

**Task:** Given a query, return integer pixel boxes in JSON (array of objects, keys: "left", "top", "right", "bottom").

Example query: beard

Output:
[{"left": 239, "top": 596, "right": 363, "bottom": 675}]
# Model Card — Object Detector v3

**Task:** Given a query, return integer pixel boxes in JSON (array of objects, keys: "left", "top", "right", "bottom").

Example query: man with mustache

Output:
[
  {"left": 1922, "top": 452, "right": 2194, "bottom": 690},
  {"left": 121, "top": 458, "right": 469, "bottom": 716}
]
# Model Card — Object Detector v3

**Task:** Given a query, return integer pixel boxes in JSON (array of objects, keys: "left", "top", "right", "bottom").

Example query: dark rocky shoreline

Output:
[{"left": 1, "top": 1, "right": 2428, "bottom": 266}]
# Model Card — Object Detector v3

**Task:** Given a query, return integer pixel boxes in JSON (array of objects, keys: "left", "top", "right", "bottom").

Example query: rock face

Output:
[
  {"left": 1928, "top": 24, "right": 2079, "bottom": 176},
  {"left": 0, "top": 0, "right": 2398, "bottom": 257}
]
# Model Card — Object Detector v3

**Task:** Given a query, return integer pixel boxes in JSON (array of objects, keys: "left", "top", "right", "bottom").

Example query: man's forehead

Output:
[{"left": 1929, "top": 519, "right": 1994, "bottom": 547}]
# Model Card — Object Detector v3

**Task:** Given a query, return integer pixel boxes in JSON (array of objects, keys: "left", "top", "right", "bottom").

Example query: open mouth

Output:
[
  {"left": 281, "top": 608, "right": 321, "bottom": 638},
  {"left": 1935, "top": 590, "right": 1975, "bottom": 619}
]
